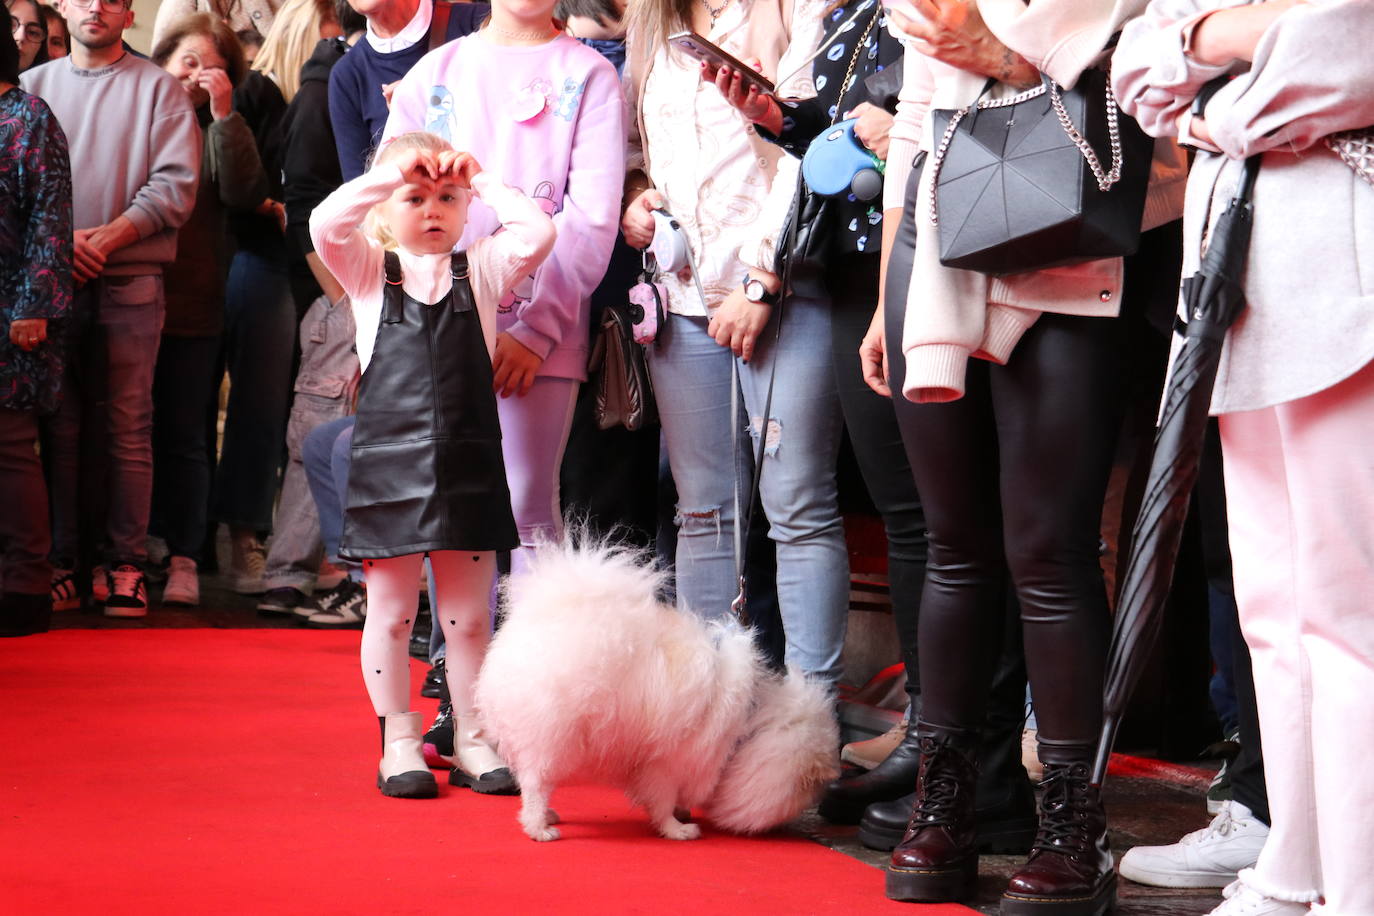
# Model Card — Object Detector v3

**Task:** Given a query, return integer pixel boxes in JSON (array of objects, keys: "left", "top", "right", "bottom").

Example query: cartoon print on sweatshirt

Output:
[
  {"left": 426, "top": 86, "right": 456, "bottom": 141},
  {"left": 498, "top": 180, "right": 560, "bottom": 314},
  {"left": 552, "top": 77, "right": 587, "bottom": 122}
]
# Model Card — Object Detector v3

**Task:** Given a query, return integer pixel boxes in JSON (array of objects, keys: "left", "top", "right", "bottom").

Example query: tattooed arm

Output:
[{"left": 888, "top": 0, "right": 1040, "bottom": 88}]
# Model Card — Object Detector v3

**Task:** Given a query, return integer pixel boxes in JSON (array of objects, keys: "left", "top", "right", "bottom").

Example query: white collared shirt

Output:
[{"left": 366, "top": 0, "right": 433, "bottom": 54}]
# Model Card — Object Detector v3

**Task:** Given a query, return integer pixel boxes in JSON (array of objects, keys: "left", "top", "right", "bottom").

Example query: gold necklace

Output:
[{"left": 487, "top": 21, "right": 559, "bottom": 42}]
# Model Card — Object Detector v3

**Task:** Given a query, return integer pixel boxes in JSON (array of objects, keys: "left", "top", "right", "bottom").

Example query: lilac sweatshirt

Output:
[{"left": 383, "top": 32, "right": 626, "bottom": 381}]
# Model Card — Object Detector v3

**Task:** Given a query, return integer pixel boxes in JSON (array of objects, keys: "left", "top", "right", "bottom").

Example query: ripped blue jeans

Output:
[{"left": 647, "top": 299, "right": 849, "bottom": 688}]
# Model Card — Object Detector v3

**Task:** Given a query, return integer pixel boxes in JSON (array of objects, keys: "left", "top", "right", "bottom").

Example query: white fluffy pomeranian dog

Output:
[{"left": 474, "top": 536, "right": 840, "bottom": 842}]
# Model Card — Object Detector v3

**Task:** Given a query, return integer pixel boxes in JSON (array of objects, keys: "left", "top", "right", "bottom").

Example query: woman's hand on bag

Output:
[
  {"left": 890, "top": 0, "right": 1039, "bottom": 88},
  {"left": 709, "top": 274, "right": 777, "bottom": 362},
  {"left": 703, "top": 59, "right": 784, "bottom": 135},
  {"left": 492, "top": 332, "right": 543, "bottom": 398},
  {"left": 622, "top": 186, "right": 664, "bottom": 249},
  {"left": 846, "top": 102, "right": 895, "bottom": 161},
  {"left": 859, "top": 304, "right": 890, "bottom": 397}
]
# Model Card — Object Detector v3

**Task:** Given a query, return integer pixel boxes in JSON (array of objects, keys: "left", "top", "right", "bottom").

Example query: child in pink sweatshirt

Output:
[
  {"left": 384, "top": 0, "right": 625, "bottom": 580},
  {"left": 309, "top": 131, "right": 555, "bottom": 799}
]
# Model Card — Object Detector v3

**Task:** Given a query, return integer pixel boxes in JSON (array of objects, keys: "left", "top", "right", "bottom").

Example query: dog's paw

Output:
[
  {"left": 658, "top": 820, "right": 702, "bottom": 841},
  {"left": 524, "top": 824, "right": 562, "bottom": 842}
]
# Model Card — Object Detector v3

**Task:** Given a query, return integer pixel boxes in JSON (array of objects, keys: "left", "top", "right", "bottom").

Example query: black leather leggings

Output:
[
  {"left": 884, "top": 177, "right": 1133, "bottom": 762},
  {"left": 827, "top": 254, "right": 928, "bottom": 708}
]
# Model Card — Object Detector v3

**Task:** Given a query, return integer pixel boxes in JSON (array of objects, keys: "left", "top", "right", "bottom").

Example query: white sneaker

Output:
[
  {"left": 1121, "top": 802, "right": 1268, "bottom": 888},
  {"left": 229, "top": 530, "right": 267, "bottom": 595},
  {"left": 1207, "top": 874, "right": 1310, "bottom": 915},
  {"left": 162, "top": 557, "right": 200, "bottom": 607},
  {"left": 91, "top": 565, "right": 109, "bottom": 603}
]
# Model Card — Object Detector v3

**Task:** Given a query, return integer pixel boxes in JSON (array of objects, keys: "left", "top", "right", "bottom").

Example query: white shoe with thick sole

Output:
[
  {"left": 162, "top": 557, "right": 200, "bottom": 607},
  {"left": 377, "top": 712, "right": 437, "bottom": 799},
  {"left": 449, "top": 716, "right": 518, "bottom": 795},
  {"left": 1120, "top": 801, "right": 1268, "bottom": 889}
]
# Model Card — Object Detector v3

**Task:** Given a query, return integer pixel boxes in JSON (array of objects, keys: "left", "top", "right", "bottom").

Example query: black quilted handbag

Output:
[{"left": 928, "top": 68, "right": 1153, "bottom": 275}]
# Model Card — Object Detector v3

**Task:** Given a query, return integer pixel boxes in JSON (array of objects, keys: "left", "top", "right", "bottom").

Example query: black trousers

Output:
[
  {"left": 826, "top": 253, "right": 928, "bottom": 707},
  {"left": 885, "top": 192, "right": 1156, "bottom": 762}
]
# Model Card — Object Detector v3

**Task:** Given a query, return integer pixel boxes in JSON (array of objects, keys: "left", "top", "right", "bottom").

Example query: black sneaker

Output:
[
  {"left": 409, "top": 610, "right": 433, "bottom": 658},
  {"left": 421, "top": 658, "right": 446, "bottom": 699},
  {"left": 257, "top": 586, "right": 314, "bottom": 617},
  {"left": 423, "top": 699, "right": 454, "bottom": 769},
  {"left": 305, "top": 578, "right": 366, "bottom": 628},
  {"left": 103, "top": 565, "right": 148, "bottom": 618}
]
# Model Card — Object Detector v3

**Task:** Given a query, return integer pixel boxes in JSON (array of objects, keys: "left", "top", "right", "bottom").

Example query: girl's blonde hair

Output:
[
  {"left": 252, "top": 0, "right": 336, "bottom": 103},
  {"left": 365, "top": 131, "right": 463, "bottom": 251}
]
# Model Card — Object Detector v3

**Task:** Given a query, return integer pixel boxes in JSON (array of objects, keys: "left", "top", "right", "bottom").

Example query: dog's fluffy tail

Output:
[{"left": 501, "top": 530, "right": 670, "bottom": 628}]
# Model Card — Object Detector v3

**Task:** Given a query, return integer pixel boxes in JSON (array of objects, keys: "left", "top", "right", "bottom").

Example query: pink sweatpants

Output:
[
  {"left": 1219, "top": 358, "right": 1374, "bottom": 914},
  {"left": 498, "top": 376, "right": 579, "bottom": 579}
]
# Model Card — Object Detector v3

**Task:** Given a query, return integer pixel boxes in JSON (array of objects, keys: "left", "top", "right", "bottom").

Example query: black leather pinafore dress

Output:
[{"left": 339, "top": 251, "right": 519, "bottom": 559}]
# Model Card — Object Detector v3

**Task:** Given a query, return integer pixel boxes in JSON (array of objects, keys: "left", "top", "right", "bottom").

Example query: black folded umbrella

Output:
[{"left": 1092, "top": 155, "right": 1262, "bottom": 786}]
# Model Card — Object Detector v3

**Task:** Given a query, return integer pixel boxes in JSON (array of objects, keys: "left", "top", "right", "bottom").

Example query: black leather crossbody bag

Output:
[{"left": 927, "top": 68, "right": 1153, "bottom": 275}]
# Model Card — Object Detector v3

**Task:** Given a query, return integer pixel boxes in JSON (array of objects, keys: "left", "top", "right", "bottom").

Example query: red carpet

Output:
[{"left": 0, "top": 629, "right": 976, "bottom": 915}]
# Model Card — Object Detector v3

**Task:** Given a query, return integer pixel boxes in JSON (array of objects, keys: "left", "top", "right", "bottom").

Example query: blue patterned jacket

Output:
[{"left": 0, "top": 86, "right": 73, "bottom": 415}]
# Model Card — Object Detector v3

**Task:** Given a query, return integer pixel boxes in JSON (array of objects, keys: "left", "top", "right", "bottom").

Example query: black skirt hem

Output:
[{"left": 339, "top": 537, "right": 520, "bottom": 561}]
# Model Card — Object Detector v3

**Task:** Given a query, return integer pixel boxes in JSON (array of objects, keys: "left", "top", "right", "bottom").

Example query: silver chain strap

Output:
[{"left": 929, "top": 73, "right": 1125, "bottom": 226}]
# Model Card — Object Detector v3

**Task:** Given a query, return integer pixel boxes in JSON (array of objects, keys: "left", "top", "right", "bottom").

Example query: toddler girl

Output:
[{"left": 310, "top": 131, "right": 555, "bottom": 798}]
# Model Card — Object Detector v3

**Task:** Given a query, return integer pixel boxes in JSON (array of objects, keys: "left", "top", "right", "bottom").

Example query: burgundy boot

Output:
[
  {"left": 1001, "top": 762, "right": 1116, "bottom": 915},
  {"left": 885, "top": 734, "right": 980, "bottom": 902}
]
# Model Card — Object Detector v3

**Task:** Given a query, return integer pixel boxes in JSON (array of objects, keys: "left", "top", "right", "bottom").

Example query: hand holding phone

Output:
[{"left": 668, "top": 31, "right": 776, "bottom": 96}]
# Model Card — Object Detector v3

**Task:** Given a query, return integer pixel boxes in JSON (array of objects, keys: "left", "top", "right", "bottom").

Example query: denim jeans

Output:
[
  {"left": 213, "top": 249, "right": 296, "bottom": 531},
  {"left": 647, "top": 297, "right": 849, "bottom": 688},
  {"left": 301, "top": 415, "right": 354, "bottom": 566},
  {"left": 151, "top": 335, "right": 221, "bottom": 563},
  {"left": 49, "top": 275, "right": 164, "bottom": 566}
]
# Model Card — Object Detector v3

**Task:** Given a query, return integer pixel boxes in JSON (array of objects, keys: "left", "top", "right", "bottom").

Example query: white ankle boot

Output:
[
  {"left": 378, "top": 712, "right": 438, "bottom": 798},
  {"left": 448, "top": 716, "right": 518, "bottom": 795}
]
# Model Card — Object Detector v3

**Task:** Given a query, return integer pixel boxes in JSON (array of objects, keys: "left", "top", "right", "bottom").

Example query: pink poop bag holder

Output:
[{"left": 629, "top": 251, "right": 667, "bottom": 345}]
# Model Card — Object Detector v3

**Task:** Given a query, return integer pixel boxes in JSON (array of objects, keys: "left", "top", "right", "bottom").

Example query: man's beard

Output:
[{"left": 74, "top": 19, "right": 123, "bottom": 52}]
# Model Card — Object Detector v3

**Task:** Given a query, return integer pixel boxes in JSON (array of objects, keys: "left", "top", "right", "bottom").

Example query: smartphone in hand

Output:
[{"left": 667, "top": 31, "right": 776, "bottom": 96}]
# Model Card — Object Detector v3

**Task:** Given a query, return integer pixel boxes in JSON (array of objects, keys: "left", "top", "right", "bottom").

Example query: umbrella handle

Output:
[
  {"left": 1236, "top": 155, "right": 1261, "bottom": 203},
  {"left": 1091, "top": 717, "right": 1117, "bottom": 787}
]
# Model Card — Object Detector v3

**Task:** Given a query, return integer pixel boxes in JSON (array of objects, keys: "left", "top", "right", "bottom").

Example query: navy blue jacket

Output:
[{"left": 328, "top": 1, "right": 488, "bottom": 180}]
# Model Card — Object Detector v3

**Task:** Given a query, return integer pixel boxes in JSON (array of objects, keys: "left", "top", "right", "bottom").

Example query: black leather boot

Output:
[
  {"left": 885, "top": 732, "right": 981, "bottom": 902},
  {"left": 1000, "top": 761, "right": 1115, "bottom": 916},
  {"left": 818, "top": 717, "right": 921, "bottom": 824},
  {"left": 859, "top": 772, "right": 1037, "bottom": 853}
]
